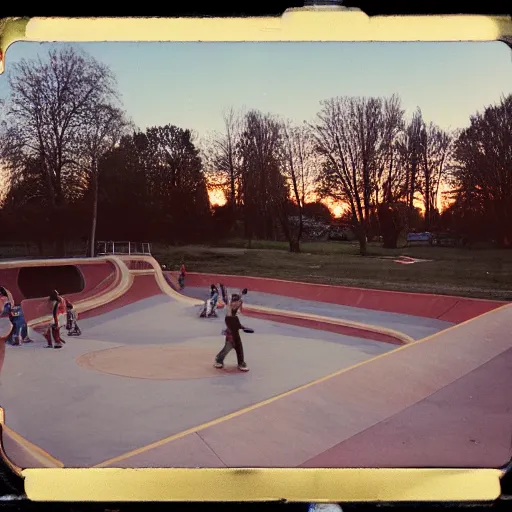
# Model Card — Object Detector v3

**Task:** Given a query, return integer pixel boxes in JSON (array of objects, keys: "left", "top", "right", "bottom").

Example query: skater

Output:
[
  {"left": 214, "top": 292, "right": 252, "bottom": 372},
  {"left": 200, "top": 284, "right": 220, "bottom": 318},
  {"left": 0, "top": 293, "right": 8, "bottom": 373},
  {"left": 219, "top": 285, "right": 247, "bottom": 310},
  {"left": 0, "top": 287, "right": 14, "bottom": 345},
  {"left": 65, "top": 298, "right": 81, "bottom": 336},
  {"left": 44, "top": 290, "right": 67, "bottom": 349},
  {"left": 178, "top": 263, "right": 186, "bottom": 290},
  {"left": 218, "top": 283, "right": 228, "bottom": 309},
  {"left": 0, "top": 286, "right": 31, "bottom": 345},
  {"left": 6, "top": 304, "right": 31, "bottom": 345}
]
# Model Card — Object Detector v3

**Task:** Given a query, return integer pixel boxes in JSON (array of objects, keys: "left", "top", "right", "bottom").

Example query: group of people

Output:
[
  {"left": 198, "top": 282, "right": 252, "bottom": 372},
  {"left": 2, "top": 263, "right": 252, "bottom": 371},
  {"left": 0, "top": 287, "right": 81, "bottom": 349},
  {"left": 43, "top": 290, "right": 82, "bottom": 349}
]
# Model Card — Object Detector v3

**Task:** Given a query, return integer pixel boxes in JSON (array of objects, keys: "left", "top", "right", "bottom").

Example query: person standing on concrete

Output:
[
  {"left": 44, "top": 290, "right": 67, "bottom": 349},
  {"left": 178, "top": 263, "right": 186, "bottom": 290},
  {"left": 65, "top": 298, "right": 81, "bottom": 336},
  {"left": 0, "top": 286, "right": 31, "bottom": 345},
  {"left": 214, "top": 292, "right": 252, "bottom": 372},
  {"left": 200, "top": 284, "right": 220, "bottom": 318},
  {"left": 7, "top": 304, "right": 32, "bottom": 345}
]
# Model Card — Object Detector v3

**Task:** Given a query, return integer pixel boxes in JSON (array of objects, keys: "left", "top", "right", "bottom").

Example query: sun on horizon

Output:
[{"left": 207, "top": 188, "right": 345, "bottom": 219}]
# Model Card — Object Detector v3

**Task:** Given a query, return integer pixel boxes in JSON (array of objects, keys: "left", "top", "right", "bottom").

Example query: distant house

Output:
[
  {"left": 288, "top": 215, "right": 330, "bottom": 241},
  {"left": 328, "top": 220, "right": 356, "bottom": 242}
]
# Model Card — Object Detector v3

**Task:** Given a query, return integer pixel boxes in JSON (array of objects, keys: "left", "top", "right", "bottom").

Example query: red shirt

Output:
[{"left": 53, "top": 297, "right": 67, "bottom": 323}]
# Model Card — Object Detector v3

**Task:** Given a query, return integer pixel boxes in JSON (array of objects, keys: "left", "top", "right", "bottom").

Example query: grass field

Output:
[{"left": 152, "top": 240, "right": 512, "bottom": 301}]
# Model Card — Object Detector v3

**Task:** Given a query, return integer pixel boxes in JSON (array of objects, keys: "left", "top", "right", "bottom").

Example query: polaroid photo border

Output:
[{"left": 0, "top": 10, "right": 511, "bottom": 504}]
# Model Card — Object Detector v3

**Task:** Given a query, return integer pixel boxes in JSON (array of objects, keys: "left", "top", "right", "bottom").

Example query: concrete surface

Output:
[
  {"left": 301, "top": 347, "right": 512, "bottom": 468},
  {"left": 182, "top": 287, "right": 453, "bottom": 340},
  {"left": 127, "top": 302, "right": 512, "bottom": 469},
  {"left": 1, "top": 295, "right": 393, "bottom": 467},
  {"left": 2, "top": 257, "right": 509, "bottom": 471}
]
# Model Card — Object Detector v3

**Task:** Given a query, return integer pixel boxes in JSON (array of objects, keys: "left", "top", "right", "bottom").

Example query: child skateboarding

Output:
[
  {"left": 214, "top": 291, "right": 253, "bottom": 372},
  {"left": 178, "top": 263, "right": 186, "bottom": 290},
  {"left": 65, "top": 298, "right": 81, "bottom": 336},
  {"left": 199, "top": 284, "right": 220, "bottom": 318},
  {"left": 7, "top": 304, "right": 32, "bottom": 345},
  {"left": 44, "top": 290, "right": 67, "bottom": 349},
  {"left": 219, "top": 285, "right": 248, "bottom": 310}
]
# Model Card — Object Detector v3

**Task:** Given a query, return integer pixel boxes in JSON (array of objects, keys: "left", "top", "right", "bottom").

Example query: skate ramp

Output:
[
  {"left": 7, "top": 255, "right": 202, "bottom": 331},
  {"left": 0, "top": 255, "right": 414, "bottom": 346},
  {"left": 181, "top": 286, "right": 453, "bottom": 340},
  {"left": 0, "top": 254, "right": 205, "bottom": 345},
  {"left": 95, "top": 300, "right": 512, "bottom": 469},
  {"left": 0, "top": 260, "right": 118, "bottom": 305},
  {"left": 0, "top": 254, "right": 412, "bottom": 471},
  {"left": 178, "top": 272, "right": 507, "bottom": 323},
  {"left": 1, "top": 255, "right": 511, "bottom": 471},
  {"left": 2, "top": 287, "right": 398, "bottom": 469},
  {"left": 0, "top": 254, "right": 502, "bottom": 358}
]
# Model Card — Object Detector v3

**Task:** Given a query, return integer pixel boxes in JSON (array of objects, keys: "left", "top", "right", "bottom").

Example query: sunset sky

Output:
[{"left": 1, "top": 41, "right": 510, "bottom": 216}]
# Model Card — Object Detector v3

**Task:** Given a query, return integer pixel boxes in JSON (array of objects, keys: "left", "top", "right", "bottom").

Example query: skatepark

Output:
[{"left": 0, "top": 253, "right": 511, "bottom": 471}]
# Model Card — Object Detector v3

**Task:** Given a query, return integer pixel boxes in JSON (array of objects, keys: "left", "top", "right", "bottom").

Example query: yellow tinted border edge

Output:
[
  {"left": 22, "top": 468, "right": 504, "bottom": 502},
  {"left": 0, "top": 11, "right": 511, "bottom": 503},
  {"left": 0, "top": 17, "right": 28, "bottom": 73}
]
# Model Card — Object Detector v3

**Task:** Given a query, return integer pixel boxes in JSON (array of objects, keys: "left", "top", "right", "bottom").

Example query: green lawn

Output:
[{"left": 153, "top": 240, "right": 512, "bottom": 301}]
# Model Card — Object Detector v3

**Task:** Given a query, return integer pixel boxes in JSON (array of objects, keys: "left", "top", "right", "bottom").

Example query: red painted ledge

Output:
[
  {"left": 172, "top": 272, "right": 507, "bottom": 323},
  {"left": 241, "top": 306, "right": 404, "bottom": 345}
]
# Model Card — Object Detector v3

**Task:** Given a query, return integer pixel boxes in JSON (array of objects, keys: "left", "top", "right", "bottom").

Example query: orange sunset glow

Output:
[
  {"left": 328, "top": 201, "right": 345, "bottom": 218},
  {"left": 203, "top": 152, "right": 450, "bottom": 220},
  {"left": 207, "top": 184, "right": 451, "bottom": 221},
  {"left": 208, "top": 188, "right": 227, "bottom": 207},
  {"left": 207, "top": 188, "right": 346, "bottom": 218}
]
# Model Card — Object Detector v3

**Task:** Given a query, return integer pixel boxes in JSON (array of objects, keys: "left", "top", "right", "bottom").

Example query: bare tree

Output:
[
  {"left": 375, "top": 94, "right": 405, "bottom": 205},
  {"left": 238, "top": 109, "right": 285, "bottom": 244},
  {"left": 79, "top": 104, "right": 131, "bottom": 257},
  {"left": 202, "top": 107, "right": 244, "bottom": 212},
  {"left": 451, "top": 94, "right": 512, "bottom": 246},
  {"left": 311, "top": 96, "right": 403, "bottom": 255},
  {"left": 418, "top": 122, "right": 453, "bottom": 229},
  {"left": 395, "top": 108, "right": 424, "bottom": 211},
  {"left": 280, "top": 121, "right": 319, "bottom": 252},
  {"left": 0, "top": 46, "right": 120, "bottom": 254}
]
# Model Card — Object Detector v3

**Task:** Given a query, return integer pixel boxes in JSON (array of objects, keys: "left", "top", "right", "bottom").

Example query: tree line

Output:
[{"left": 0, "top": 45, "right": 510, "bottom": 256}]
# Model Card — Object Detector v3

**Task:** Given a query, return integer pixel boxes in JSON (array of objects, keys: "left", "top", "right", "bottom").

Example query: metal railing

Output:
[{"left": 95, "top": 241, "right": 152, "bottom": 256}]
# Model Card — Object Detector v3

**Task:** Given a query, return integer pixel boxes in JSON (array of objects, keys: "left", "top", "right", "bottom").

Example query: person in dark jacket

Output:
[
  {"left": 214, "top": 293, "right": 249, "bottom": 372},
  {"left": 0, "top": 286, "right": 31, "bottom": 345}
]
